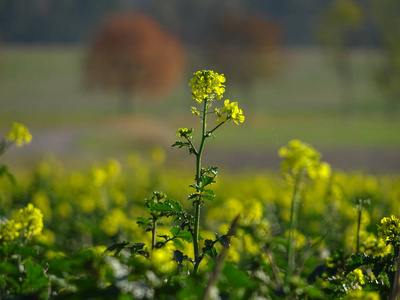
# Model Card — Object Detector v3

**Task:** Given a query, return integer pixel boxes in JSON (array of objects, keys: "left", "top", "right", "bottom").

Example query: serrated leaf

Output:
[
  {"left": 157, "top": 235, "right": 169, "bottom": 241},
  {"left": 188, "top": 193, "right": 199, "bottom": 201},
  {"left": 217, "top": 234, "right": 231, "bottom": 248},
  {"left": 201, "top": 176, "right": 215, "bottom": 188},
  {"left": 173, "top": 239, "right": 184, "bottom": 250},
  {"left": 171, "top": 141, "right": 190, "bottom": 149},
  {"left": 137, "top": 217, "right": 151, "bottom": 227},
  {"left": 223, "top": 263, "right": 254, "bottom": 288},
  {"left": 204, "top": 246, "right": 218, "bottom": 261},
  {"left": 203, "top": 189, "right": 215, "bottom": 195},
  {"left": 202, "top": 194, "right": 215, "bottom": 201},
  {"left": 170, "top": 226, "right": 180, "bottom": 237},
  {"left": 176, "top": 230, "right": 192, "bottom": 243},
  {"left": 106, "top": 241, "right": 130, "bottom": 255}
]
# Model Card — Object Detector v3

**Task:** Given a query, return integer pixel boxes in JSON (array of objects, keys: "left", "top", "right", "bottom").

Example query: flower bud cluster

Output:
[
  {"left": 279, "top": 139, "right": 331, "bottom": 181},
  {"left": 189, "top": 70, "right": 226, "bottom": 103},
  {"left": 378, "top": 215, "right": 400, "bottom": 247},
  {"left": 215, "top": 100, "right": 245, "bottom": 124},
  {"left": 7, "top": 122, "right": 32, "bottom": 147},
  {"left": 0, "top": 203, "right": 43, "bottom": 244}
]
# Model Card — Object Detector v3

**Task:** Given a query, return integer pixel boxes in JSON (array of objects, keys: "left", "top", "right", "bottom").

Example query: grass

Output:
[{"left": 0, "top": 45, "right": 399, "bottom": 171}]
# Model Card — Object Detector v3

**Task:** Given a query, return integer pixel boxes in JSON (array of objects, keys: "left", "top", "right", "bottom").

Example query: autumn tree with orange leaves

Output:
[{"left": 85, "top": 13, "right": 186, "bottom": 113}]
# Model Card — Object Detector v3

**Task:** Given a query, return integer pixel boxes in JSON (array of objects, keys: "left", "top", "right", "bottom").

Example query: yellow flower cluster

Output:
[
  {"left": 14, "top": 203, "right": 44, "bottom": 239},
  {"left": 347, "top": 268, "right": 365, "bottom": 286},
  {"left": 189, "top": 70, "right": 226, "bottom": 103},
  {"left": 279, "top": 139, "right": 331, "bottom": 181},
  {"left": 215, "top": 100, "right": 245, "bottom": 125},
  {"left": 176, "top": 127, "right": 193, "bottom": 138},
  {"left": 6, "top": 122, "right": 32, "bottom": 147},
  {"left": 91, "top": 159, "right": 121, "bottom": 187},
  {"left": 378, "top": 215, "right": 400, "bottom": 247},
  {"left": 0, "top": 203, "right": 43, "bottom": 244},
  {"left": 151, "top": 247, "right": 178, "bottom": 275},
  {"left": 343, "top": 289, "right": 380, "bottom": 300}
]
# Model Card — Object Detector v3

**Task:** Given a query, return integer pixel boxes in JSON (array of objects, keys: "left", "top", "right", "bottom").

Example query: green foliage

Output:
[{"left": 1, "top": 71, "right": 400, "bottom": 299}]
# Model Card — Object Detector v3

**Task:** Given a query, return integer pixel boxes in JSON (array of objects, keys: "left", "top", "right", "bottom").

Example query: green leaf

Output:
[
  {"left": 202, "top": 194, "right": 215, "bottom": 201},
  {"left": 217, "top": 234, "right": 231, "bottom": 248},
  {"left": 0, "top": 262, "right": 19, "bottom": 275},
  {"left": 106, "top": 241, "right": 130, "bottom": 255},
  {"left": 5, "top": 276, "right": 20, "bottom": 290},
  {"left": 202, "top": 239, "right": 218, "bottom": 260},
  {"left": 188, "top": 193, "right": 199, "bottom": 201},
  {"left": 223, "top": 263, "right": 254, "bottom": 288},
  {"left": 0, "top": 165, "right": 16, "bottom": 184},
  {"left": 205, "top": 247, "right": 218, "bottom": 261},
  {"left": 173, "top": 239, "right": 184, "bottom": 250},
  {"left": 176, "top": 231, "right": 192, "bottom": 243},
  {"left": 170, "top": 227, "right": 192, "bottom": 243},
  {"left": 137, "top": 217, "right": 151, "bottom": 227},
  {"left": 23, "top": 260, "right": 49, "bottom": 290},
  {"left": 201, "top": 175, "right": 215, "bottom": 188},
  {"left": 170, "top": 226, "right": 181, "bottom": 237},
  {"left": 171, "top": 141, "right": 190, "bottom": 149}
]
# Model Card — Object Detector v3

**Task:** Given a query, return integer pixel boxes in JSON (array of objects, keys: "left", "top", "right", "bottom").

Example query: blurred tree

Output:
[
  {"left": 85, "top": 12, "right": 186, "bottom": 113},
  {"left": 317, "top": 0, "right": 363, "bottom": 115},
  {"left": 207, "top": 13, "right": 283, "bottom": 112},
  {"left": 370, "top": 0, "right": 400, "bottom": 116}
]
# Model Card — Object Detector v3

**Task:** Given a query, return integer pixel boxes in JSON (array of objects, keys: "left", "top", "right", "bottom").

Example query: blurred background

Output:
[{"left": 0, "top": 0, "right": 399, "bottom": 173}]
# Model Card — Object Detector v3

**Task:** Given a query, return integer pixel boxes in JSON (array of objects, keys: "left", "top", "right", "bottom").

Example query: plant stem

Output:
[
  {"left": 193, "top": 98, "right": 208, "bottom": 274},
  {"left": 356, "top": 200, "right": 362, "bottom": 253},
  {"left": 390, "top": 246, "right": 400, "bottom": 300},
  {"left": 287, "top": 170, "right": 304, "bottom": 280},
  {"left": 151, "top": 217, "right": 157, "bottom": 250}
]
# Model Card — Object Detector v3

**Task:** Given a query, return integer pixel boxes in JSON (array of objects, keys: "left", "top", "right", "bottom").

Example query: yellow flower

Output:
[
  {"left": 219, "top": 100, "right": 245, "bottom": 125},
  {"left": 176, "top": 127, "right": 193, "bottom": 138},
  {"left": 378, "top": 215, "right": 400, "bottom": 247},
  {"left": 6, "top": 122, "right": 32, "bottom": 147},
  {"left": 151, "top": 248, "right": 177, "bottom": 274},
  {"left": 344, "top": 289, "right": 380, "bottom": 300},
  {"left": 279, "top": 139, "right": 330, "bottom": 181},
  {"left": 0, "top": 203, "right": 43, "bottom": 244},
  {"left": 189, "top": 70, "right": 226, "bottom": 103},
  {"left": 14, "top": 203, "right": 44, "bottom": 239}
]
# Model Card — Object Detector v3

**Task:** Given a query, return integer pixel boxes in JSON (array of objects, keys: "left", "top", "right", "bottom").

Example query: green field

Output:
[{"left": 0, "top": 45, "right": 399, "bottom": 172}]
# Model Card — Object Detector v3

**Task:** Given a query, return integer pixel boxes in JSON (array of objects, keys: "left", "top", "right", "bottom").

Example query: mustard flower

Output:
[
  {"left": 0, "top": 219, "right": 22, "bottom": 244},
  {"left": 189, "top": 70, "right": 226, "bottom": 103},
  {"left": 176, "top": 127, "right": 193, "bottom": 138},
  {"left": 218, "top": 100, "right": 245, "bottom": 125},
  {"left": 14, "top": 203, "right": 44, "bottom": 239},
  {"left": 378, "top": 215, "right": 400, "bottom": 247},
  {"left": 0, "top": 203, "right": 43, "bottom": 244},
  {"left": 6, "top": 122, "right": 32, "bottom": 147},
  {"left": 343, "top": 290, "right": 380, "bottom": 300},
  {"left": 279, "top": 140, "right": 331, "bottom": 180},
  {"left": 347, "top": 268, "right": 365, "bottom": 286},
  {"left": 151, "top": 248, "right": 178, "bottom": 274}
]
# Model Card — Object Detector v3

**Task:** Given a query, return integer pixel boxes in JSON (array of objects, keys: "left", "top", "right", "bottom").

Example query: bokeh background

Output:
[{"left": 0, "top": 0, "right": 399, "bottom": 173}]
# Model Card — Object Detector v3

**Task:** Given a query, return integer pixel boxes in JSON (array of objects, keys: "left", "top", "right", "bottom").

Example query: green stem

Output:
[
  {"left": 193, "top": 99, "right": 208, "bottom": 274},
  {"left": 208, "top": 120, "right": 226, "bottom": 135},
  {"left": 287, "top": 170, "right": 304, "bottom": 280},
  {"left": 356, "top": 200, "right": 362, "bottom": 253},
  {"left": 390, "top": 246, "right": 400, "bottom": 300},
  {"left": 151, "top": 216, "right": 157, "bottom": 250}
]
